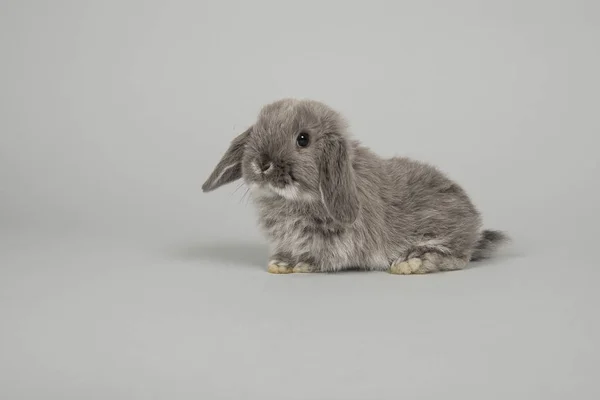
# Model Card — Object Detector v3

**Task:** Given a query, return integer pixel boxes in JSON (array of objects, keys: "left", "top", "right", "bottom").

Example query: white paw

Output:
[
  {"left": 292, "top": 262, "right": 316, "bottom": 273},
  {"left": 267, "top": 260, "right": 293, "bottom": 274},
  {"left": 390, "top": 258, "right": 423, "bottom": 275}
]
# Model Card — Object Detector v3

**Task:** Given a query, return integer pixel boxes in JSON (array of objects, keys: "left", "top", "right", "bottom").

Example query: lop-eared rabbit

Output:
[{"left": 203, "top": 99, "right": 507, "bottom": 274}]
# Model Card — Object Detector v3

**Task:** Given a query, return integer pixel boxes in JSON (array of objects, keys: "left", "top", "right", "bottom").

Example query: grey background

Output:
[{"left": 1, "top": 1, "right": 598, "bottom": 399}]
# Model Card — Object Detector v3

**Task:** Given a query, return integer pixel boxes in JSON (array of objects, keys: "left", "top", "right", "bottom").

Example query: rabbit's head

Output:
[{"left": 202, "top": 99, "right": 359, "bottom": 224}]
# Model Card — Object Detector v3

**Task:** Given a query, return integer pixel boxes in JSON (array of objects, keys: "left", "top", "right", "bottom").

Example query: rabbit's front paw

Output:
[
  {"left": 389, "top": 258, "right": 423, "bottom": 275},
  {"left": 292, "top": 262, "right": 318, "bottom": 273},
  {"left": 267, "top": 260, "right": 294, "bottom": 274}
]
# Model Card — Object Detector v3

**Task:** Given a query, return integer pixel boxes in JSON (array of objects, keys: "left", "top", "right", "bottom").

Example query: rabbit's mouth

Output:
[
  {"left": 250, "top": 164, "right": 297, "bottom": 188},
  {"left": 267, "top": 176, "right": 295, "bottom": 190},
  {"left": 246, "top": 157, "right": 310, "bottom": 199},
  {"left": 249, "top": 171, "right": 314, "bottom": 201}
]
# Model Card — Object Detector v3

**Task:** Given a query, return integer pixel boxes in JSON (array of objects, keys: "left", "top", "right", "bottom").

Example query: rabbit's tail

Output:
[{"left": 470, "top": 230, "right": 509, "bottom": 261}]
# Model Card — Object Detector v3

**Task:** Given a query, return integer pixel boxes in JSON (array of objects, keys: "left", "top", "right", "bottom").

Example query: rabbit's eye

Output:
[{"left": 296, "top": 132, "right": 310, "bottom": 148}]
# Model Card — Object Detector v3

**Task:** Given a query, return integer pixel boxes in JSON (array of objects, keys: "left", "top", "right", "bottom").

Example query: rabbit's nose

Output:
[{"left": 257, "top": 158, "right": 273, "bottom": 174}]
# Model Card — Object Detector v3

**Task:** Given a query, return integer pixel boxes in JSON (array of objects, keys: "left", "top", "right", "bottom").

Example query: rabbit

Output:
[{"left": 202, "top": 99, "right": 508, "bottom": 274}]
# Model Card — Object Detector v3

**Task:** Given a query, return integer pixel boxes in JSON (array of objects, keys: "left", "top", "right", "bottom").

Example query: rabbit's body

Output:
[
  {"left": 203, "top": 99, "right": 507, "bottom": 274},
  {"left": 252, "top": 142, "right": 482, "bottom": 273}
]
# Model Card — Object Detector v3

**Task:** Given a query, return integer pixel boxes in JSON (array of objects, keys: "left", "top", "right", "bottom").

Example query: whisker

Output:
[
  {"left": 245, "top": 187, "right": 252, "bottom": 205},
  {"left": 232, "top": 182, "right": 245, "bottom": 195},
  {"left": 240, "top": 187, "right": 251, "bottom": 205}
]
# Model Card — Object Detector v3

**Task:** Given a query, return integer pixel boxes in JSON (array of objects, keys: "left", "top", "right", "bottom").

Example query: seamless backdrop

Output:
[{"left": 1, "top": 1, "right": 599, "bottom": 400}]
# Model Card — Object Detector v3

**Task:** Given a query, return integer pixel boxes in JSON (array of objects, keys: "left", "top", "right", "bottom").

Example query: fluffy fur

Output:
[{"left": 203, "top": 99, "right": 508, "bottom": 274}]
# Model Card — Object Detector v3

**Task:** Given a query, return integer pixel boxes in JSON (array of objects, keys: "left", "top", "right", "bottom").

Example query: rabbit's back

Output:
[{"left": 378, "top": 155, "right": 482, "bottom": 259}]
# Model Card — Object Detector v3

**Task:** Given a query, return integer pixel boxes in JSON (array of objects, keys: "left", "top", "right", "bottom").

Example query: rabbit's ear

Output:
[
  {"left": 318, "top": 135, "right": 360, "bottom": 224},
  {"left": 202, "top": 127, "right": 252, "bottom": 192}
]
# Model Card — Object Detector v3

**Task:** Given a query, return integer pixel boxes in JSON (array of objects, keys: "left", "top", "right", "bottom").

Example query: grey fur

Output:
[
  {"left": 203, "top": 99, "right": 508, "bottom": 273},
  {"left": 471, "top": 230, "right": 510, "bottom": 262},
  {"left": 202, "top": 126, "right": 252, "bottom": 192}
]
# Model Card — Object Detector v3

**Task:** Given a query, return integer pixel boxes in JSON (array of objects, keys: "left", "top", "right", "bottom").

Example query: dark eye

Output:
[{"left": 296, "top": 132, "right": 310, "bottom": 148}]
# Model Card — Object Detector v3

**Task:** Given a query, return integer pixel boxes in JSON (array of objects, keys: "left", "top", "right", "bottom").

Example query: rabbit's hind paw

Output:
[{"left": 389, "top": 258, "right": 423, "bottom": 275}]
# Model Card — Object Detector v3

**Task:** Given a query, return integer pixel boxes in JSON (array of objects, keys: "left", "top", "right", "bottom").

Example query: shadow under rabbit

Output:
[
  {"left": 169, "top": 241, "right": 267, "bottom": 268},
  {"left": 167, "top": 240, "right": 520, "bottom": 273}
]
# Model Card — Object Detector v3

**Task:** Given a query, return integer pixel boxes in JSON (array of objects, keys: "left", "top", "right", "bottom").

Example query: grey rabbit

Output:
[{"left": 203, "top": 99, "right": 508, "bottom": 274}]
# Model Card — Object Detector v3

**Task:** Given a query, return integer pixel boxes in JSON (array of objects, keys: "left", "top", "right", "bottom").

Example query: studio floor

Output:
[{"left": 1, "top": 229, "right": 597, "bottom": 400}]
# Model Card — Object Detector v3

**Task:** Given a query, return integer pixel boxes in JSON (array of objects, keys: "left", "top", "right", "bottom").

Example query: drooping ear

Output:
[
  {"left": 202, "top": 127, "right": 252, "bottom": 192},
  {"left": 318, "top": 135, "right": 360, "bottom": 224}
]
